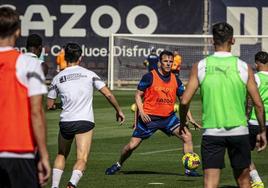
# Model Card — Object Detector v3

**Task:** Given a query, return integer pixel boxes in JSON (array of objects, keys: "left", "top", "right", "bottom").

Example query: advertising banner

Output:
[{"left": 1, "top": 0, "right": 203, "bottom": 79}]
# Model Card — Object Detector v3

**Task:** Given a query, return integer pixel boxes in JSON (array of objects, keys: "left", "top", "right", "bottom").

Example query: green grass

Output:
[{"left": 45, "top": 91, "right": 268, "bottom": 188}]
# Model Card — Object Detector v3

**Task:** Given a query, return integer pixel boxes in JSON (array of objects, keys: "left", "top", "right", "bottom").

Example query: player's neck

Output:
[
  {"left": 214, "top": 45, "right": 231, "bottom": 52},
  {"left": 67, "top": 62, "right": 79, "bottom": 67},
  {"left": 158, "top": 68, "right": 169, "bottom": 76},
  {"left": 0, "top": 36, "right": 16, "bottom": 47},
  {"left": 258, "top": 67, "right": 268, "bottom": 72}
]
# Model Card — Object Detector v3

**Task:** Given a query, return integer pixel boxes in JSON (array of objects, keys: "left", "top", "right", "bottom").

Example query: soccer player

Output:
[
  {"left": 179, "top": 22, "right": 267, "bottom": 188},
  {"left": 248, "top": 51, "right": 268, "bottom": 188},
  {"left": 25, "top": 33, "right": 49, "bottom": 76},
  {"left": 171, "top": 49, "right": 182, "bottom": 76},
  {"left": 47, "top": 43, "right": 125, "bottom": 188},
  {"left": 0, "top": 7, "right": 50, "bottom": 187},
  {"left": 106, "top": 50, "right": 200, "bottom": 176},
  {"left": 143, "top": 47, "right": 159, "bottom": 72},
  {"left": 56, "top": 46, "right": 67, "bottom": 71}
]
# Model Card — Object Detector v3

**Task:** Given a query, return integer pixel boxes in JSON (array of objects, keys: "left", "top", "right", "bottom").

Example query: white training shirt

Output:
[
  {"left": 48, "top": 65, "right": 105, "bottom": 122},
  {"left": 198, "top": 51, "right": 249, "bottom": 136},
  {"left": 24, "top": 52, "right": 44, "bottom": 65},
  {"left": 248, "top": 71, "right": 268, "bottom": 126},
  {"left": 0, "top": 47, "right": 47, "bottom": 159}
]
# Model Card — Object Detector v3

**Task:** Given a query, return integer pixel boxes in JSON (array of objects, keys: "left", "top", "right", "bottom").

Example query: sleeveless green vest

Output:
[
  {"left": 200, "top": 55, "right": 247, "bottom": 129},
  {"left": 250, "top": 72, "right": 268, "bottom": 120}
]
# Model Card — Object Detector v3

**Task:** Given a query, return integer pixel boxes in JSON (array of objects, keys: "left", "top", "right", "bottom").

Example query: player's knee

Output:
[
  {"left": 58, "top": 151, "right": 69, "bottom": 158},
  {"left": 76, "top": 157, "right": 88, "bottom": 165},
  {"left": 128, "top": 141, "right": 140, "bottom": 150},
  {"left": 183, "top": 132, "right": 192, "bottom": 143}
]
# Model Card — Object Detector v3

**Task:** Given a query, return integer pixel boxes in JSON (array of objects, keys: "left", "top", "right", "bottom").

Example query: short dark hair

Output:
[
  {"left": 255, "top": 51, "right": 268, "bottom": 64},
  {"left": 26, "top": 34, "right": 42, "bottom": 50},
  {"left": 64, "top": 43, "right": 82, "bottom": 63},
  {"left": 159, "top": 50, "right": 173, "bottom": 61},
  {"left": 0, "top": 7, "right": 20, "bottom": 38},
  {"left": 212, "top": 22, "right": 233, "bottom": 45}
]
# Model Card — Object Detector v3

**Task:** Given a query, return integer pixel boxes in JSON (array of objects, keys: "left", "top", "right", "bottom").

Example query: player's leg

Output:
[
  {"left": 106, "top": 117, "right": 155, "bottom": 175},
  {"left": 162, "top": 115, "right": 199, "bottom": 176},
  {"left": 105, "top": 137, "right": 142, "bottom": 175},
  {"left": 119, "top": 137, "right": 142, "bottom": 165},
  {"left": 51, "top": 131, "right": 73, "bottom": 188},
  {"left": 173, "top": 126, "right": 200, "bottom": 176},
  {"left": 204, "top": 169, "right": 221, "bottom": 188},
  {"left": 233, "top": 168, "right": 251, "bottom": 188},
  {"left": 201, "top": 136, "right": 226, "bottom": 187},
  {"left": 67, "top": 129, "right": 93, "bottom": 188},
  {"left": 173, "top": 126, "right": 193, "bottom": 153},
  {"left": 248, "top": 125, "right": 264, "bottom": 187},
  {"left": 227, "top": 135, "right": 251, "bottom": 188}
]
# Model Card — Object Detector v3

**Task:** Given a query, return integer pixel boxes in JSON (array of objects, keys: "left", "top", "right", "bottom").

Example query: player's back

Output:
[{"left": 53, "top": 66, "right": 98, "bottom": 122}]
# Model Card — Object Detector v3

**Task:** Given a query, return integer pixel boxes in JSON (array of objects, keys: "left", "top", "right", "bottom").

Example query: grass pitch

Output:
[{"left": 45, "top": 91, "right": 268, "bottom": 188}]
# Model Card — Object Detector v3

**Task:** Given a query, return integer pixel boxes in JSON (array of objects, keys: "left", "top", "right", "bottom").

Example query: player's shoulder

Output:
[
  {"left": 196, "top": 58, "right": 206, "bottom": 69},
  {"left": 17, "top": 53, "right": 41, "bottom": 71},
  {"left": 139, "top": 72, "right": 153, "bottom": 84},
  {"left": 236, "top": 58, "right": 248, "bottom": 72},
  {"left": 237, "top": 58, "right": 248, "bottom": 66},
  {"left": 18, "top": 53, "right": 39, "bottom": 65},
  {"left": 143, "top": 71, "right": 153, "bottom": 79},
  {"left": 80, "top": 66, "right": 99, "bottom": 77}
]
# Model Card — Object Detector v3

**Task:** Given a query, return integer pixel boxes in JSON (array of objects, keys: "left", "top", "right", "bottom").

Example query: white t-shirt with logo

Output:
[{"left": 48, "top": 65, "right": 105, "bottom": 122}]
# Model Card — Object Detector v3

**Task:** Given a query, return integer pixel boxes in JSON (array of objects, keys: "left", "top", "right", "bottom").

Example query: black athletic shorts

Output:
[
  {"left": 59, "top": 121, "right": 95, "bottom": 140},
  {"left": 248, "top": 125, "right": 268, "bottom": 150},
  {"left": 201, "top": 135, "right": 251, "bottom": 170},
  {"left": 0, "top": 158, "right": 40, "bottom": 188}
]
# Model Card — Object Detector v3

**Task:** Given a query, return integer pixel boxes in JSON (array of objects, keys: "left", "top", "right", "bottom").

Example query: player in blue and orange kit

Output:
[
  {"left": 106, "top": 50, "right": 200, "bottom": 176},
  {"left": 143, "top": 47, "right": 159, "bottom": 72}
]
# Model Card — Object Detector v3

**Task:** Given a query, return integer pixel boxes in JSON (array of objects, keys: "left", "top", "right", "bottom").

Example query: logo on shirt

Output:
[
  {"left": 214, "top": 66, "right": 231, "bottom": 75},
  {"left": 60, "top": 73, "right": 87, "bottom": 83},
  {"left": 161, "top": 89, "right": 169, "bottom": 97},
  {"left": 60, "top": 76, "right": 67, "bottom": 83},
  {"left": 156, "top": 98, "right": 173, "bottom": 104}
]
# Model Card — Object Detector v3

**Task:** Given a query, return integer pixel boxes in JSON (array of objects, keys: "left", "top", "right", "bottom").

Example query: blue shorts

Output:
[{"left": 132, "top": 113, "right": 180, "bottom": 139}]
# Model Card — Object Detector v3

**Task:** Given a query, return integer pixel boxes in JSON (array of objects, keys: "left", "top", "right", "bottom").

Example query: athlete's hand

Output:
[
  {"left": 140, "top": 112, "right": 151, "bottom": 124},
  {"left": 38, "top": 157, "right": 51, "bottom": 187},
  {"left": 188, "top": 119, "right": 202, "bottom": 130},
  {"left": 179, "top": 124, "right": 187, "bottom": 135},
  {"left": 256, "top": 131, "right": 267, "bottom": 152},
  {"left": 116, "top": 111, "right": 125, "bottom": 125}
]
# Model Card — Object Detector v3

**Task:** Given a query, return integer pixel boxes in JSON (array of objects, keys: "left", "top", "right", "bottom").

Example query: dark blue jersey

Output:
[
  {"left": 137, "top": 69, "right": 185, "bottom": 97},
  {"left": 146, "top": 54, "right": 159, "bottom": 72}
]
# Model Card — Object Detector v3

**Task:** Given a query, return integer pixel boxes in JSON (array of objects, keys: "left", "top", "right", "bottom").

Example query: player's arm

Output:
[
  {"left": 41, "top": 62, "right": 49, "bottom": 77},
  {"left": 99, "top": 86, "right": 125, "bottom": 125},
  {"left": 186, "top": 110, "right": 201, "bottom": 129},
  {"left": 47, "top": 81, "right": 57, "bottom": 110},
  {"left": 47, "top": 98, "right": 56, "bottom": 110},
  {"left": 30, "top": 95, "right": 51, "bottom": 186},
  {"left": 246, "top": 65, "right": 267, "bottom": 151},
  {"left": 179, "top": 63, "right": 199, "bottom": 130}
]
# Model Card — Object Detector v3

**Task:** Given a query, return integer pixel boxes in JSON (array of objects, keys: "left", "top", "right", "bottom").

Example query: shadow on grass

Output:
[
  {"left": 121, "top": 170, "right": 200, "bottom": 177},
  {"left": 219, "top": 186, "right": 237, "bottom": 188}
]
